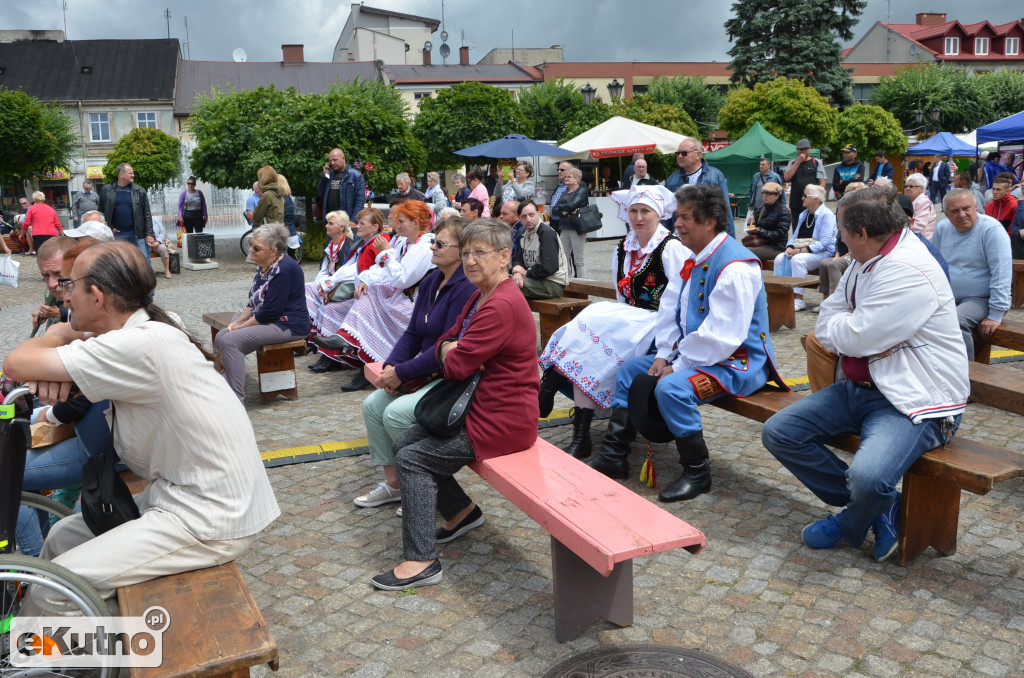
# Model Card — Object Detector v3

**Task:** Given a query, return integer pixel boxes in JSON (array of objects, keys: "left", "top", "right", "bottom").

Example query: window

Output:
[
  {"left": 413, "top": 92, "right": 432, "bottom": 101},
  {"left": 89, "top": 113, "right": 110, "bottom": 142},
  {"left": 945, "top": 37, "right": 959, "bottom": 55},
  {"left": 136, "top": 112, "right": 157, "bottom": 129},
  {"left": 975, "top": 37, "right": 989, "bottom": 56},
  {"left": 1007, "top": 37, "right": 1020, "bottom": 56}
]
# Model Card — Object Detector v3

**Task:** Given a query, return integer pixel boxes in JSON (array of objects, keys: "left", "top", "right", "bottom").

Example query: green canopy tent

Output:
[{"left": 705, "top": 122, "right": 820, "bottom": 217}]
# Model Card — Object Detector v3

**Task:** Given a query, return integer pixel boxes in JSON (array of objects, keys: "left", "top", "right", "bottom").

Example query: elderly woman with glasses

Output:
[
  {"left": 773, "top": 184, "right": 837, "bottom": 312},
  {"left": 424, "top": 171, "right": 450, "bottom": 214},
  {"left": 326, "top": 200, "right": 437, "bottom": 392},
  {"left": 904, "top": 173, "right": 936, "bottom": 240},
  {"left": 539, "top": 185, "right": 690, "bottom": 458},
  {"left": 177, "top": 176, "right": 208, "bottom": 233},
  {"left": 553, "top": 166, "right": 590, "bottom": 277},
  {"left": 742, "top": 181, "right": 791, "bottom": 262},
  {"left": 501, "top": 161, "right": 536, "bottom": 203},
  {"left": 370, "top": 219, "right": 538, "bottom": 591},
  {"left": 215, "top": 222, "right": 309, "bottom": 402},
  {"left": 354, "top": 217, "right": 476, "bottom": 510}
]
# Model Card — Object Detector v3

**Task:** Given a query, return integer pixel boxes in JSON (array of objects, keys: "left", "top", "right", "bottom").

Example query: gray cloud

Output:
[{"left": 1, "top": 0, "right": 1019, "bottom": 64}]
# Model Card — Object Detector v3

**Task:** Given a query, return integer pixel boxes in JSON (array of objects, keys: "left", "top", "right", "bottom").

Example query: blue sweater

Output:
[
  {"left": 932, "top": 214, "right": 1012, "bottom": 321},
  {"left": 386, "top": 266, "right": 476, "bottom": 382},
  {"left": 250, "top": 255, "right": 310, "bottom": 336}
]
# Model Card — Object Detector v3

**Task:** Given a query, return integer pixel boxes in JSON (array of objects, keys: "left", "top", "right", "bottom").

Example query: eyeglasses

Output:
[
  {"left": 763, "top": 191, "right": 781, "bottom": 196},
  {"left": 249, "top": 244, "right": 269, "bottom": 252},
  {"left": 57, "top": 276, "right": 90, "bottom": 293},
  {"left": 459, "top": 248, "right": 502, "bottom": 261},
  {"left": 675, "top": 150, "right": 700, "bottom": 157},
  {"left": 430, "top": 240, "right": 459, "bottom": 250},
  {"left": 187, "top": 182, "right": 196, "bottom": 186},
  {"left": 557, "top": 168, "right": 567, "bottom": 172}
]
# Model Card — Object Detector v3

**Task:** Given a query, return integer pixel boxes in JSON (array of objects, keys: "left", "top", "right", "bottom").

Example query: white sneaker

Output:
[
  {"left": 811, "top": 306, "right": 821, "bottom": 313},
  {"left": 354, "top": 482, "right": 401, "bottom": 507},
  {"left": 794, "top": 299, "right": 807, "bottom": 312}
]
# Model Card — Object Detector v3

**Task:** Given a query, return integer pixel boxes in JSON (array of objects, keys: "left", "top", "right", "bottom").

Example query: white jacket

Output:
[
  {"left": 357, "top": 232, "right": 435, "bottom": 289},
  {"left": 817, "top": 228, "right": 969, "bottom": 423}
]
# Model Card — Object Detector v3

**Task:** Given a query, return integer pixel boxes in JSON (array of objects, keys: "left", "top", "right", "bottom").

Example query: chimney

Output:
[
  {"left": 459, "top": 45, "right": 469, "bottom": 66},
  {"left": 282, "top": 44, "right": 304, "bottom": 64},
  {"left": 915, "top": 13, "right": 947, "bottom": 26},
  {"left": 422, "top": 48, "right": 431, "bottom": 66}
]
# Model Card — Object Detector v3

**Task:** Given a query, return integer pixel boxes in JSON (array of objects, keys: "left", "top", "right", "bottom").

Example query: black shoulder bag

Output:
[{"left": 81, "top": 403, "right": 141, "bottom": 535}]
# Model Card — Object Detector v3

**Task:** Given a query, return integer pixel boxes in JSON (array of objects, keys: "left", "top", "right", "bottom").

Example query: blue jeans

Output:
[
  {"left": 761, "top": 381, "right": 959, "bottom": 548},
  {"left": 113, "top": 228, "right": 150, "bottom": 259}
]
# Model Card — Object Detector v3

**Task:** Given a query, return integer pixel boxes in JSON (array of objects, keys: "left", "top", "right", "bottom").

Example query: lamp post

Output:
[
  {"left": 914, "top": 107, "right": 942, "bottom": 137},
  {"left": 580, "top": 82, "right": 596, "bottom": 106},
  {"left": 607, "top": 78, "right": 624, "bottom": 102}
]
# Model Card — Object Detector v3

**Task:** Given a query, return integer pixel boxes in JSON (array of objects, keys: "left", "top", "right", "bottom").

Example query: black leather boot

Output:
[
  {"left": 658, "top": 430, "right": 712, "bottom": 502},
  {"left": 585, "top": 408, "right": 635, "bottom": 479},
  {"left": 538, "top": 366, "right": 568, "bottom": 418},
  {"left": 565, "top": 407, "right": 594, "bottom": 459}
]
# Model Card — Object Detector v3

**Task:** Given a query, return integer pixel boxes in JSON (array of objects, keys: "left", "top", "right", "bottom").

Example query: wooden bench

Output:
[
  {"left": 1013, "top": 260, "right": 1024, "bottom": 309},
  {"left": 527, "top": 296, "right": 591, "bottom": 347},
  {"left": 967, "top": 361, "right": 1024, "bottom": 416},
  {"left": 708, "top": 388, "right": 1024, "bottom": 566},
  {"left": 117, "top": 561, "right": 279, "bottom": 678},
  {"left": 762, "top": 274, "right": 820, "bottom": 332},
  {"left": 203, "top": 312, "right": 307, "bottom": 404},
  {"left": 974, "top": 318, "right": 1024, "bottom": 364},
  {"left": 364, "top": 361, "right": 706, "bottom": 642},
  {"left": 3, "top": 234, "right": 18, "bottom": 253}
]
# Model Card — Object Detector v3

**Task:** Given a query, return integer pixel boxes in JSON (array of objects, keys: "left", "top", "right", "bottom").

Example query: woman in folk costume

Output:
[
  {"left": 332, "top": 200, "right": 436, "bottom": 392},
  {"left": 538, "top": 185, "right": 691, "bottom": 458}
]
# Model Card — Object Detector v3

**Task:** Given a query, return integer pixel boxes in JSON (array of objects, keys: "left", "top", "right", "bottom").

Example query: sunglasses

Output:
[
  {"left": 763, "top": 191, "right": 781, "bottom": 196},
  {"left": 675, "top": 150, "right": 699, "bottom": 157}
]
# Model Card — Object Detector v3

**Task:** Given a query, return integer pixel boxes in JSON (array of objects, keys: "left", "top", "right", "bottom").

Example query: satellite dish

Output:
[
  {"left": 232, "top": 48, "right": 247, "bottom": 63},
  {"left": 440, "top": 31, "right": 449, "bottom": 42},
  {"left": 424, "top": 40, "right": 433, "bottom": 51},
  {"left": 439, "top": 44, "right": 451, "bottom": 59}
]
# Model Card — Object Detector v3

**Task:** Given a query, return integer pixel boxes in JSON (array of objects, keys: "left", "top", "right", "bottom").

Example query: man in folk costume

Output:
[{"left": 587, "top": 183, "right": 786, "bottom": 502}]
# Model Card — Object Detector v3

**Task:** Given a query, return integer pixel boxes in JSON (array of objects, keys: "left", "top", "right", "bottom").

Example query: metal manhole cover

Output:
[{"left": 543, "top": 643, "right": 755, "bottom": 678}]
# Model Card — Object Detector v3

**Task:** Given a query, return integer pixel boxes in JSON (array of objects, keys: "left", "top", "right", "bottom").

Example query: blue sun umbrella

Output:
[{"left": 454, "top": 134, "right": 575, "bottom": 158}]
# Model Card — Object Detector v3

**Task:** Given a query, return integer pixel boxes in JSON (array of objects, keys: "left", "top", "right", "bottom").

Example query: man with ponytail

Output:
[{"left": 3, "top": 241, "right": 279, "bottom": 613}]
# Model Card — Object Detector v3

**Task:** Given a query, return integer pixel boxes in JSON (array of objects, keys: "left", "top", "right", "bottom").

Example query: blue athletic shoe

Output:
[
  {"left": 871, "top": 493, "right": 901, "bottom": 563},
  {"left": 801, "top": 512, "right": 844, "bottom": 549}
]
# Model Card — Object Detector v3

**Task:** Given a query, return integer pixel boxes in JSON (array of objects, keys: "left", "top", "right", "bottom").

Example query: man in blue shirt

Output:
[
  {"left": 870, "top": 151, "right": 894, "bottom": 184},
  {"left": 664, "top": 138, "right": 733, "bottom": 237},
  {"left": 318, "top": 148, "right": 366, "bottom": 220},
  {"left": 245, "top": 182, "right": 261, "bottom": 225},
  {"left": 99, "top": 163, "right": 153, "bottom": 260}
]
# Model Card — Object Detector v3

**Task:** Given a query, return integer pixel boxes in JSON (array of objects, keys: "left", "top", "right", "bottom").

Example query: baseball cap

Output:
[
  {"left": 841, "top": 143, "right": 857, "bottom": 153},
  {"left": 796, "top": 139, "right": 811, "bottom": 149},
  {"left": 63, "top": 221, "right": 115, "bottom": 242}
]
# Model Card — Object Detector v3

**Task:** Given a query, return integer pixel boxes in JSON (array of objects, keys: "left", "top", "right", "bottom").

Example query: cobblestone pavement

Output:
[{"left": 3, "top": 222, "right": 1024, "bottom": 678}]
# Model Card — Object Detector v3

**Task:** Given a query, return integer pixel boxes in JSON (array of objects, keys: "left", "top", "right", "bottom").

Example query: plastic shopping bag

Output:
[
  {"left": 0, "top": 255, "right": 19, "bottom": 288},
  {"left": 775, "top": 254, "right": 791, "bottom": 277}
]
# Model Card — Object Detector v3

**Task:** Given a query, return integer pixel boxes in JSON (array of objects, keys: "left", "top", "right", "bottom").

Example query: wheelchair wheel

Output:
[
  {"left": 0, "top": 554, "right": 114, "bottom": 677},
  {"left": 15, "top": 493, "right": 74, "bottom": 558},
  {"left": 19, "top": 494, "right": 73, "bottom": 523}
]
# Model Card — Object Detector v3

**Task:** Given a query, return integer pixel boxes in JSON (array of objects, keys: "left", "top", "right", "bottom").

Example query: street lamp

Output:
[
  {"left": 914, "top": 109, "right": 924, "bottom": 126},
  {"left": 580, "top": 82, "right": 596, "bottom": 106},
  {"left": 930, "top": 106, "right": 942, "bottom": 126},
  {"left": 607, "top": 78, "right": 624, "bottom": 101}
]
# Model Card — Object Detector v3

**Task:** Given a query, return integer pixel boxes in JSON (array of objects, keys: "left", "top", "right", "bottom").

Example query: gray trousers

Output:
[
  {"left": 956, "top": 296, "right": 990, "bottom": 361},
  {"left": 393, "top": 425, "right": 477, "bottom": 561},
  {"left": 560, "top": 229, "right": 587, "bottom": 278},
  {"left": 214, "top": 322, "right": 298, "bottom": 403}
]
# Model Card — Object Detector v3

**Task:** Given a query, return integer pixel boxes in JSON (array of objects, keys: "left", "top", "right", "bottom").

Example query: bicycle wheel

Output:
[
  {"left": 239, "top": 229, "right": 254, "bottom": 257},
  {"left": 0, "top": 554, "right": 114, "bottom": 677},
  {"left": 19, "top": 494, "right": 73, "bottom": 523}
]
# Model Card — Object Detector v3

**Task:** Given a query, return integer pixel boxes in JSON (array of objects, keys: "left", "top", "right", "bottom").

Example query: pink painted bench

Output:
[{"left": 365, "top": 362, "right": 705, "bottom": 641}]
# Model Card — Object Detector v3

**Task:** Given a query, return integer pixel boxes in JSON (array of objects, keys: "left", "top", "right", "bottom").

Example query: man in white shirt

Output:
[
  {"left": 586, "top": 184, "right": 785, "bottom": 502},
  {"left": 4, "top": 241, "right": 279, "bottom": 613},
  {"left": 762, "top": 187, "right": 968, "bottom": 563}
]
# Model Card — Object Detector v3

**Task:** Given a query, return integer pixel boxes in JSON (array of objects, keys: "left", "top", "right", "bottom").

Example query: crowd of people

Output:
[{"left": 2, "top": 138, "right": 1023, "bottom": 613}]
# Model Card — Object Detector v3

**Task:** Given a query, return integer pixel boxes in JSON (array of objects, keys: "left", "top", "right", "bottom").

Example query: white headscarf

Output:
[{"left": 611, "top": 184, "right": 678, "bottom": 223}]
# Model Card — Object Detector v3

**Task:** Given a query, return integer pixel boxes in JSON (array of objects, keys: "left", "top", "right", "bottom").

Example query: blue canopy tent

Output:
[
  {"left": 976, "top": 110, "right": 1024, "bottom": 143},
  {"left": 905, "top": 132, "right": 978, "bottom": 157}
]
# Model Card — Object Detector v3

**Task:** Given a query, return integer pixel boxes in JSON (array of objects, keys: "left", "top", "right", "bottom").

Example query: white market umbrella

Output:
[
  {"left": 955, "top": 129, "right": 998, "bottom": 152},
  {"left": 560, "top": 116, "right": 690, "bottom": 160}
]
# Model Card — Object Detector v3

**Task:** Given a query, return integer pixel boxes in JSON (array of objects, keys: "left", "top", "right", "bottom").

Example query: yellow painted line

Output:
[
  {"left": 992, "top": 349, "right": 1023, "bottom": 359},
  {"left": 320, "top": 438, "right": 369, "bottom": 453},
  {"left": 785, "top": 376, "right": 809, "bottom": 387},
  {"left": 261, "top": 444, "right": 326, "bottom": 462}
]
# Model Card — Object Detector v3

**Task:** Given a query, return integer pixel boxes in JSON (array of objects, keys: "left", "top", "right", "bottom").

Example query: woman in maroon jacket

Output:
[{"left": 371, "top": 219, "right": 539, "bottom": 591}]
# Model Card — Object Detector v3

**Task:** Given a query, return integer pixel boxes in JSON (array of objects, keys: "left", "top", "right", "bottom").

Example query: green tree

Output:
[
  {"left": 869, "top": 64, "right": 987, "bottom": 133},
  {"left": 517, "top": 78, "right": 585, "bottom": 142},
  {"left": 560, "top": 102, "right": 613, "bottom": 144},
  {"left": 643, "top": 76, "right": 725, "bottom": 138},
  {"left": 719, "top": 77, "right": 838, "bottom": 149},
  {"left": 833, "top": 105, "right": 907, "bottom": 157},
  {"left": 725, "top": 0, "right": 866, "bottom": 108},
  {"left": 0, "top": 87, "right": 78, "bottom": 179},
  {"left": 413, "top": 81, "right": 530, "bottom": 169},
  {"left": 978, "top": 68, "right": 1024, "bottom": 125},
  {"left": 102, "top": 127, "right": 181, "bottom": 189}
]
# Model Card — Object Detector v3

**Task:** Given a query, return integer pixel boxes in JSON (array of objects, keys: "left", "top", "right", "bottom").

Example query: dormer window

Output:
[
  {"left": 1007, "top": 37, "right": 1020, "bottom": 56},
  {"left": 975, "top": 37, "right": 989, "bottom": 56},
  {"left": 945, "top": 37, "right": 959, "bottom": 55}
]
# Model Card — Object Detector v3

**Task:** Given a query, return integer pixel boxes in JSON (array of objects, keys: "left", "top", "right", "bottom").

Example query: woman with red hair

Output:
[{"left": 320, "top": 200, "right": 437, "bottom": 391}]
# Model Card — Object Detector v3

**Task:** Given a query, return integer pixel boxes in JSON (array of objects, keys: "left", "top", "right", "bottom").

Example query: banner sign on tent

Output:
[{"left": 590, "top": 144, "right": 657, "bottom": 159}]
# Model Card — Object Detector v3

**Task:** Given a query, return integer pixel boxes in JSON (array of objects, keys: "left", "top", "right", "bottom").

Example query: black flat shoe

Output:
[
  {"left": 341, "top": 372, "right": 371, "bottom": 392},
  {"left": 370, "top": 559, "right": 442, "bottom": 590},
  {"left": 312, "top": 333, "right": 356, "bottom": 351},
  {"left": 308, "top": 355, "right": 342, "bottom": 373},
  {"left": 435, "top": 505, "right": 484, "bottom": 544},
  {"left": 305, "top": 342, "right": 319, "bottom": 355}
]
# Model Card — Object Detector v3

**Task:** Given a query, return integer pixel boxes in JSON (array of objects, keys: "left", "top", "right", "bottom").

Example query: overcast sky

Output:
[{"left": 3, "top": 0, "right": 1021, "bottom": 64}]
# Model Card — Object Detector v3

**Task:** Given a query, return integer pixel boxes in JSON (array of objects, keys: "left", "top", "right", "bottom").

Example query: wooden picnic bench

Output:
[
  {"left": 203, "top": 312, "right": 307, "bottom": 404},
  {"left": 1013, "top": 260, "right": 1024, "bottom": 309},
  {"left": 974, "top": 318, "right": 1024, "bottom": 364},
  {"left": 527, "top": 296, "right": 591, "bottom": 348},
  {"left": 364, "top": 361, "right": 705, "bottom": 642},
  {"left": 708, "top": 388, "right": 1024, "bottom": 566},
  {"left": 117, "top": 562, "right": 279, "bottom": 678}
]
